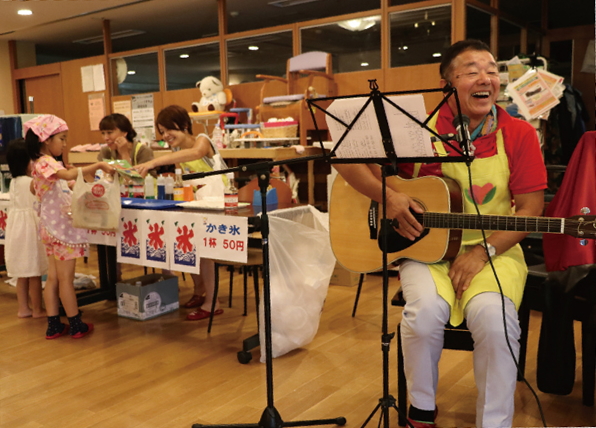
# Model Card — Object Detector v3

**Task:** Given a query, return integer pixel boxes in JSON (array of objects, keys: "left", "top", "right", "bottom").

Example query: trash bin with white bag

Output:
[{"left": 258, "top": 205, "right": 336, "bottom": 362}]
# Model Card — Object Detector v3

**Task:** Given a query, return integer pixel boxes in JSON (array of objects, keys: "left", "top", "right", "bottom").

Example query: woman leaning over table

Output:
[{"left": 134, "top": 105, "right": 226, "bottom": 321}]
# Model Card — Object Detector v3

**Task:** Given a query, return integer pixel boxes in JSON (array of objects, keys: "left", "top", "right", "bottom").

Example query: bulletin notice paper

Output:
[
  {"left": 88, "top": 93, "right": 106, "bottom": 131},
  {"left": 132, "top": 94, "right": 155, "bottom": 129},
  {"left": 325, "top": 94, "right": 434, "bottom": 159}
]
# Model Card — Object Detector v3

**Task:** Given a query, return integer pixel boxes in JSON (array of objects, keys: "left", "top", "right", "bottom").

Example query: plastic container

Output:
[
  {"left": 165, "top": 176, "right": 174, "bottom": 200},
  {"left": 212, "top": 123, "right": 224, "bottom": 149},
  {"left": 156, "top": 175, "right": 166, "bottom": 200},
  {"left": 224, "top": 172, "right": 238, "bottom": 210},
  {"left": 144, "top": 174, "right": 155, "bottom": 199},
  {"left": 173, "top": 168, "right": 184, "bottom": 201}
]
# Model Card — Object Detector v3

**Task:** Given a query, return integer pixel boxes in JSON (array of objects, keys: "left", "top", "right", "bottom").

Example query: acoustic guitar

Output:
[{"left": 329, "top": 174, "right": 596, "bottom": 273}]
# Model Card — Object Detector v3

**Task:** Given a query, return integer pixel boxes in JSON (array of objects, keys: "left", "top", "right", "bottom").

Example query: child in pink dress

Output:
[{"left": 25, "top": 115, "right": 116, "bottom": 339}]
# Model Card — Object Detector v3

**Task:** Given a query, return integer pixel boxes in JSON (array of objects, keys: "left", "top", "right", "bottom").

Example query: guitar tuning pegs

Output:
[{"left": 580, "top": 207, "right": 591, "bottom": 214}]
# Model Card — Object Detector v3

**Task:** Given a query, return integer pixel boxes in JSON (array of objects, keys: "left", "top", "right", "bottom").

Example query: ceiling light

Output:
[
  {"left": 403, "top": 46, "right": 408, "bottom": 50},
  {"left": 127, "top": 70, "right": 136, "bottom": 75},
  {"left": 414, "top": 22, "right": 419, "bottom": 28},
  {"left": 432, "top": 53, "right": 442, "bottom": 58},
  {"left": 73, "top": 29, "right": 145, "bottom": 44},
  {"left": 18, "top": 9, "right": 32, "bottom": 16},
  {"left": 248, "top": 46, "right": 259, "bottom": 51},
  {"left": 179, "top": 54, "right": 189, "bottom": 59},
  {"left": 337, "top": 18, "right": 376, "bottom": 32},
  {"left": 361, "top": 62, "right": 369, "bottom": 67}
]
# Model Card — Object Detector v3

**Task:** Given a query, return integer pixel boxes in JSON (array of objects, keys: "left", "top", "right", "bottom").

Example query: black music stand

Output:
[
  {"left": 305, "top": 79, "right": 473, "bottom": 428},
  {"left": 183, "top": 160, "right": 346, "bottom": 428}
]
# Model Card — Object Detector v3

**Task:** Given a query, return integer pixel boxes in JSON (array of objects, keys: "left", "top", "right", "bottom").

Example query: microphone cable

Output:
[{"left": 464, "top": 165, "right": 547, "bottom": 428}]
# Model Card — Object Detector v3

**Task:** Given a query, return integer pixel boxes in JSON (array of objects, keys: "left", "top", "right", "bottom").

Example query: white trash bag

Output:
[{"left": 259, "top": 205, "right": 335, "bottom": 361}]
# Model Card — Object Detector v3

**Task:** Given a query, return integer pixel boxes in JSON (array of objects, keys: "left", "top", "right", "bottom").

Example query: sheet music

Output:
[{"left": 326, "top": 94, "right": 434, "bottom": 159}]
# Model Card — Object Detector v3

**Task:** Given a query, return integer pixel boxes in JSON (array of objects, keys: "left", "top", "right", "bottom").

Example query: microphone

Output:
[{"left": 452, "top": 114, "right": 475, "bottom": 156}]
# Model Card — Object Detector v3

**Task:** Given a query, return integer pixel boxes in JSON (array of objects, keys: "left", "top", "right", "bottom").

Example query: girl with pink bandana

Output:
[{"left": 25, "top": 115, "right": 116, "bottom": 339}]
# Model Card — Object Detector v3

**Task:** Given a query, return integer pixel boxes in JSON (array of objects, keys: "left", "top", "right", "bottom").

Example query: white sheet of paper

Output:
[
  {"left": 326, "top": 94, "right": 434, "bottom": 159},
  {"left": 80, "top": 65, "right": 94, "bottom": 93}
]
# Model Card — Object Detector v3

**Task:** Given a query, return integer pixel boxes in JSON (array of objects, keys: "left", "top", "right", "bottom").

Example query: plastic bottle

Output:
[
  {"left": 144, "top": 174, "right": 155, "bottom": 199},
  {"left": 165, "top": 176, "right": 174, "bottom": 200},
  {"left": 156, "top": 174, "right": 166, "bottom": 200},
  {"left": 212, "top": 123, "right": 224, "bottom": 149},
  {"left": 132, "top": 181, "right": 144, "bottom": 198},
  {"left": 173, "top": 168, "right": 184, "bottom": 201},
  {"left": 224, "top": 173, "right": 238, "bottom": 210}
]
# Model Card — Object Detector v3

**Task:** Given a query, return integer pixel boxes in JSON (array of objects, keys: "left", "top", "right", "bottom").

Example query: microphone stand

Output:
[
  {"left": 184, "top": 161, "right": 345, "bottom": 428},
  {"left": 306, "top": 80, "right": 473, "bottom": 428}
]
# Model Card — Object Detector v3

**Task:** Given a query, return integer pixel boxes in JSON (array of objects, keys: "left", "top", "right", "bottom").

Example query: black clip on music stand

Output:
[
  {"left": 182, "top": 158, "right": 346, "bottom": 428},
  {"left": 305, "top": 79, "right": 473, "bottom": 428}
]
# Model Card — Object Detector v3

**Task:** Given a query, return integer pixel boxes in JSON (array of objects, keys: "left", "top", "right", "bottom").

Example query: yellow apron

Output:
[{"left": 417, "top": 116, "right": 527, "bottom": 326}]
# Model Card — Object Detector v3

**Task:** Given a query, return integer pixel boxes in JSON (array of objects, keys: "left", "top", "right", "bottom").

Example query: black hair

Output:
[
  {"left": 439, "top": 39, "right": 492, "bottom": 81},
  {"left": 25, "top": 129, "right": 43, "bottom": 161},
  {"left": 99, "top": 113, "right": 137, "bottom": 143},
  {"left": 6, "top": 138, "right": 30, "bottom": 178},
  {"left": 156, "top": 105, "right": 193, "bottom": 136}
]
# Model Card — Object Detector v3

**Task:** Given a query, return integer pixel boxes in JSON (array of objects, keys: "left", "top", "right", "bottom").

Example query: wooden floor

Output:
[{"left": 0, "top": 248, "right": 594, "bottom": 428}]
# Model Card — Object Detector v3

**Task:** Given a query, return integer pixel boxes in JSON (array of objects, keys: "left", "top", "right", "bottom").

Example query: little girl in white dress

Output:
[{"left": 5, "top": 138, "right": 47, "bottom": 318}]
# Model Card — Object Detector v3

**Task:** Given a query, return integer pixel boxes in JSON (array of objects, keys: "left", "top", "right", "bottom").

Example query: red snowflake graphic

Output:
[
  {"left": 147, "top": 222, "right": 165, "bottom": 250},
  {"left": 122, "top": 221, "right": 138, "bottom": 247},
  {"left": 176, "top": 224, "right": 194, "bottom": 253}
]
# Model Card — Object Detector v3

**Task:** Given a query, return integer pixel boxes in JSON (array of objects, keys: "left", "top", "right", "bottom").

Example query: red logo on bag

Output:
[{"left": 91, "top": 184, "right": 105, "bottom": 197}]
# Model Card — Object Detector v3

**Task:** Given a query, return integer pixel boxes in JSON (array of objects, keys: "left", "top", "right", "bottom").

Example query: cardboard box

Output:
[
  {"left": 116, "top": 273, "right": 179, "bottom": 320},
  {"left": 330, "top": 263, "right": 363, "bottom": 287}
]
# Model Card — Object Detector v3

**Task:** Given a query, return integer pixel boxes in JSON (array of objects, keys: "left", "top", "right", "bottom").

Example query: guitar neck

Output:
[{"left": 418, "top": 212, "right": 564, "bottom": 234}]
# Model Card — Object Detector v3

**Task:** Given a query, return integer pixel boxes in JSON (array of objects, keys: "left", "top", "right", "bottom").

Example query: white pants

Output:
[{"left": 399, "top": 260, "right": 521, "bottom": 428}]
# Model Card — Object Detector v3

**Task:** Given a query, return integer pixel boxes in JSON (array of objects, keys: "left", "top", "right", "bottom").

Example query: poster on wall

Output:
[
  {"left": 131, "top": 94, "right": 155, "bottom": 145},
  {"left": 113, "top": 100, "right": 133, "bottom": 121},
  {"left": 88, "top": 93, "right": 106, "bottom": 131}
]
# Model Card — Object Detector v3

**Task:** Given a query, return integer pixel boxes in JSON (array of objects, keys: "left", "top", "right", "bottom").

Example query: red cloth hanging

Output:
[{"left": 543, "top": 131, "right": 596, "bottom": 271}]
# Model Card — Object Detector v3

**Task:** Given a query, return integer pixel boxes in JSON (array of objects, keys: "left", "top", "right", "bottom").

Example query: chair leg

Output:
[
  {"left": 351, "top": 273, "right": 366, "bottom": 317},
  {"left": 242, "top": 267, "right": 249, "bottom": 316},
  {"left": 397, "top": 323, "right": 408, "bottom": 426},
  {"left": 228, "top": 266, "right": 235, "bottom": 308},
  {"left": 253, "top": 269, "right": 260, "bottom": 327},
  {"left": 581, "top": 313, "right": 595, "bottom": 406},
  {"left": 517, "top": 299, "right": 531, "bottom": 381},
  {"left": 208, "top": 265, "right": 220, "bottom": 334}
]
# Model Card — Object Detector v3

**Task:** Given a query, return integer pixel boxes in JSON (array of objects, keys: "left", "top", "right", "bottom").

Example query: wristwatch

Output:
[{"left": 484, "top": 242, "right": 497, "bottom": 258}]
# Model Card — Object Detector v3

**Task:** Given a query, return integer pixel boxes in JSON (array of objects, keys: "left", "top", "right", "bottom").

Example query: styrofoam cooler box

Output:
[{"left": 117, "top": 273, "right": 179, "bottom": 320}]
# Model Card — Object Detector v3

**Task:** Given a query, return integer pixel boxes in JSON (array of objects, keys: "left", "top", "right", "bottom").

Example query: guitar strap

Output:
[{"left": 368, "top": 200, "right": 378, "bottom": 240}]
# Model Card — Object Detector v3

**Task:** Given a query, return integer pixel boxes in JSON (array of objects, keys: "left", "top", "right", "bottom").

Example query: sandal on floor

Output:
[
  {"left": 186, "top": 308, "right": 223, "bottom": 321},
  {"left": 182, "top": 294, "right": 206, "bottom": 308}
]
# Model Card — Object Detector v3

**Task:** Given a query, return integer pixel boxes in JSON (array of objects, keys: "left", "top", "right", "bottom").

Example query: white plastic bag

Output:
[
  {"left": 259, "top": 205, "right": 335, "bottom": 361},
  {"left": 71, "top": 168, "right": 121, "bottom": 231}
]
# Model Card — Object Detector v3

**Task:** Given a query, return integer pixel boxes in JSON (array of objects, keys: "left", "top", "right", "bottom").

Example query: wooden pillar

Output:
[
  {"left": 8, "top": 40, "right": 21, "bottom": 113},
  {"left": 102, "top": 19, "right": 112, "bottom": 113}
]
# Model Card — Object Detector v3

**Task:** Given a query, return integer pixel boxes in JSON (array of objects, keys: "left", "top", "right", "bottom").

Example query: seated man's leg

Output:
[
  {"left": 465, "top": 292, "right": 520, "bottom": 428},
  {"left": 400, "top": 260, "right": 450, "bottom": 417}
]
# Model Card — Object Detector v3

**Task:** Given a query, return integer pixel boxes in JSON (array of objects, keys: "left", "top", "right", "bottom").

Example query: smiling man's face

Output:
[{"left": 442, "top": 49, "right": 500, "bottom": 129}]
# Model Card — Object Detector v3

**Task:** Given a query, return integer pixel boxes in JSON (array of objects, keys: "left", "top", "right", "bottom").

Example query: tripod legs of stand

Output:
[{"left": 192, "top": 170, "right": 345, "bottom": 428}]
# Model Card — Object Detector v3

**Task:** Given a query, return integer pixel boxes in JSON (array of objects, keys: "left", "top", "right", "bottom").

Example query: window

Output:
[
  {"left": 111, "top": 52, "right": 160, "bottom": 96},
  {"left": 497, "top": 19, "right": 521, "bottom": 61},
  {"left": 301, "top": 16, "right": 381, "bottom": 73},
  {"left": 226, "top": 0, "right": 379, "bottom": 34},
  {"left": 390, "top": 5, "right": 451, "bottom": 68},
  {"left": 226, "top": 32, "right": 293, "bottom": 85},
  {"left": 165, "top": 43, "right": 221, "bottom": 91},
  {"left": 466, "top": 5, "right": 492, "bottom": 47}
]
